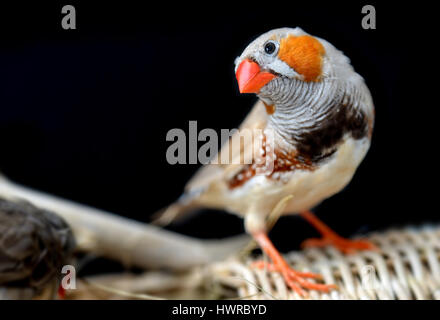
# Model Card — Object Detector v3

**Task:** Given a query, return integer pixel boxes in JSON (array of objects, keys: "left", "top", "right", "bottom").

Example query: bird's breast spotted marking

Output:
[
  {"left": 228, "top": 135, "right": 315, "bottom": 189},
  {"left": 278, "top": 35, "right": 325, "bottom": 82}
]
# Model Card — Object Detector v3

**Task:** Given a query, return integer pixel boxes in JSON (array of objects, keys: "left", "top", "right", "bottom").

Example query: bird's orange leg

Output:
[
  {"left": 251, "top": 231, "right": 337, "bottom": 297},
  {"left": 300, "top": 210, "right": 377, "bottom": 254},
  {"left": 57, "top": 284, "right": 66, "bottom": 299}
]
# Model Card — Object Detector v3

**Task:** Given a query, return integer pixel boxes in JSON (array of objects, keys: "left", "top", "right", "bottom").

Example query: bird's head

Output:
[{"left": 235, "top": 27, "right": 353, "bottom": 98}]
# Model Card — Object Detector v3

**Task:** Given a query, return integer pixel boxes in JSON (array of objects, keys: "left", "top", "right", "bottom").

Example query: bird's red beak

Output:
[{"left": 236, "top": 59, "right": 276, "bottom": 93}]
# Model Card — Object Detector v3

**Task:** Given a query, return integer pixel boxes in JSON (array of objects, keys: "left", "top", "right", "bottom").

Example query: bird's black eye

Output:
[{"left": 264, "top": 41, "right": 277, "bottom": 55}]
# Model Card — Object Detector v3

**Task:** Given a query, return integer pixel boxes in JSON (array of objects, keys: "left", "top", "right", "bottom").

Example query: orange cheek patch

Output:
[{"left": 278, "top": 35, "right": 325, "bottom": 82}]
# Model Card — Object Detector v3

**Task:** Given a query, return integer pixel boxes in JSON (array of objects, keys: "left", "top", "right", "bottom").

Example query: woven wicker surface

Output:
[
  {"left": 68, "top": 224, "right": 440, "bottom": 300},
  {"left": 210, "top": 224, "right": 440, "bottom": 300}
]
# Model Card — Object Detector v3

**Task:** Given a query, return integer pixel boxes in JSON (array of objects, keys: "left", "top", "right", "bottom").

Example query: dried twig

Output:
[{"left": 0, "top": 174, "right": 249, "bottom": 271}]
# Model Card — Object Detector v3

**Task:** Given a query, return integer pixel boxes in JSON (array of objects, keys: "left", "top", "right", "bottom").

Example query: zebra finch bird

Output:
[{"left": 157, "top": 27, "right": 376, "bottom": 296}]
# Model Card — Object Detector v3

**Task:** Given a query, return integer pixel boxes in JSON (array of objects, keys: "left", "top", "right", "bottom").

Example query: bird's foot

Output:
[
  {"left": 251, "top": 260, "right": 336, "bottom": 297},
  {"left": 252, "top": 231, "right": 337, "bottom": 297},
  {"left": 300, "top": 210, "right": 378, "bottom": 254},
  {"left": 301, "top": 234, "right": 377, "bottom": 254}
]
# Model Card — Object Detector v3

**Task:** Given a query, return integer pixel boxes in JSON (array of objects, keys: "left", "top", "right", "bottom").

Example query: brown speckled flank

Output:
[
  {"left": 228, "top": 135, "right": 316, "bottom": 189},
  {"left": 228, "top": 99, "right": 368, "bottom": 189}
]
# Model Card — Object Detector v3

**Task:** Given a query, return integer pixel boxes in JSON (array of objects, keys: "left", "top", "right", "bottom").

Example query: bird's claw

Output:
[{"left": 251, "top": 260, "right": 337, "bottom": 297}]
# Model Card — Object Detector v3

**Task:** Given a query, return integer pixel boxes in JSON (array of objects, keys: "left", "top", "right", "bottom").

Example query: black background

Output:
[{"left": 0, "top": 1, "right": 437, "bottom": 261}]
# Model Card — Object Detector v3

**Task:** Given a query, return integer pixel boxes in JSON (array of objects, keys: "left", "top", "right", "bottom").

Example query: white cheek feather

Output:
[{"left": 266, "top": 59, "right": 302, "bottom": 79}]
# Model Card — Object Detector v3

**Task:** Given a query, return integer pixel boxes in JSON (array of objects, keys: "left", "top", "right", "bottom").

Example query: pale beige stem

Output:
[{"left": 0, "top": 174, "right": 248, "bottom": 271}]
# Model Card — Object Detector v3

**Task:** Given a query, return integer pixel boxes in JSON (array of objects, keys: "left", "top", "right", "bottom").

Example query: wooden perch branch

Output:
[{"left": 0, "top": 174, "right": 249, "bottom": 271}]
